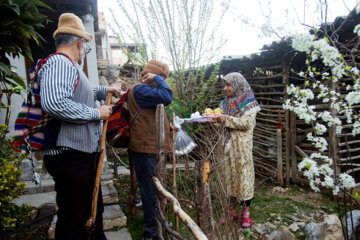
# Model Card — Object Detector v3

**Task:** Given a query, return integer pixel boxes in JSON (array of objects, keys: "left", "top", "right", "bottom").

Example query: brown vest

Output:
[{"left": 127, "top": 82, "right": 172, "bottom": 154}]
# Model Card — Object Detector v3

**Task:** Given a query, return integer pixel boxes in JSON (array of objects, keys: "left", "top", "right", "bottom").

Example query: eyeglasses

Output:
[{"left": 82, "top": 40, "right": 91, "bottom": 54}]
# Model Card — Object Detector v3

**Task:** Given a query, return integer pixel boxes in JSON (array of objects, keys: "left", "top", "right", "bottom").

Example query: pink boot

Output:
[
  {"left": 241, "top": 206, "right": 253, "bottom": 228},
  {"left": 221, "top": 206, "right": 238, "bottom": 224}
]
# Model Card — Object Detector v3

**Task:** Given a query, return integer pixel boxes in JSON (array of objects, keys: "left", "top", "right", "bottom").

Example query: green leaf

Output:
[
  {"left": 354, "top": 192, "right": 360, "bottom": 199},
  {"left": 0, "top": 62, "right": 11, "bottom": 76}
]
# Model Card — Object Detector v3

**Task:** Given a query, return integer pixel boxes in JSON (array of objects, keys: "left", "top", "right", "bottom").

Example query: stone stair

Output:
[{"left": 14, "top": 159, "right": 131, "bottom": 240}]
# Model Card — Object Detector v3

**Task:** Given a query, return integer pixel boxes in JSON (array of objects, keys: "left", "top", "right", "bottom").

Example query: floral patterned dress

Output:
[{"left": 219, "top": 113, "right": 256, "bottom": 201}]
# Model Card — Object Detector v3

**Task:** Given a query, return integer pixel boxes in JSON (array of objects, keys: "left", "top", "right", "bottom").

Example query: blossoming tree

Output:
[{"left": 279, "top": 5, "right": 360, "bottom": 195}]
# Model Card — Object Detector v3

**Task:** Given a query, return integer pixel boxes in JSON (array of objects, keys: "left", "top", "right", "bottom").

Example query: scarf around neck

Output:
[{"left": 220, "top": 72, "right": 260, "bottom": 117}]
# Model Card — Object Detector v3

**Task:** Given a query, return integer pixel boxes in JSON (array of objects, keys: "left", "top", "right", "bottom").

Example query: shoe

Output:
[
  {"left": 135, "top": 194, "right": 142, "bottom": 207},
  {"left": 221, "top": 206, "right": 238, "bottom": 224},
  {"left": 241, "top": 206, "right": 253, "bottom": 228}
]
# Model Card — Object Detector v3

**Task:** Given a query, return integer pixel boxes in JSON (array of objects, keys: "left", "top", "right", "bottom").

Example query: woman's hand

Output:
[
  {"left": 170, "top": 123, "right": 180, "bottom": 132},
  {"left": 214, "top": 115, "right": 226, "bottom": 123}
]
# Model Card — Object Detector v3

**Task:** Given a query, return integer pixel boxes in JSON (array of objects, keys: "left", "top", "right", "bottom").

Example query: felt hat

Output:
[
  {"left": 53, "top": 13, "right": 92, "bottom": 42},
  {"left": 141, "top": 59, "right": 170, "bottom": 78}
]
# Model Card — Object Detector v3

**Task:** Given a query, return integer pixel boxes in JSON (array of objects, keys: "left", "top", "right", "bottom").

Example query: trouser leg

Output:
[
  {"left": 44, "top": 150, "right": 107, "bottom": 240},
  {"left": 129, "top": 151, "right": 158, "bottom": 238}
]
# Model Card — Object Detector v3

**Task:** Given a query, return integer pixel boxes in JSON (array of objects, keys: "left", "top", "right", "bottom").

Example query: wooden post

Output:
[
  {"left": 156, "top": 104, "right": 167, "bottom": 239},
  {"left": 129, "top": 161, "right": 137, "bottom": 217},
  {"left": 156, "top": 104, "right": 166, "bottom": 180},
  {"left": 276, "top": 130, "right": 283, "bottom": 186},
  {"left": 85, "top": 93, "right": 112, "bottom": 229},
  {"left": 185, "top": 154, "right": 190, "bottom": 176},
  {"left": 282, "top": 57, "right": 291, "bottom": 185},
  {"left": 290, "top": 111, "right": 298, "bottom": 183},
  {"left": 329, "top": 81, "right": 340, "bottom": 178},
  {"left": 195, "top": 159, "right": 214, "bottom": 240},
  {"left": 172, "top": 112, "right": 179, "bottom": 232},
  {"left": 277, "top": 110, "right": 284, "bottom": 186}
]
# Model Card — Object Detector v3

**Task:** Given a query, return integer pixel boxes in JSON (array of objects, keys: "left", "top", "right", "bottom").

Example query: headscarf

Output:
[{"left": 220, "top": 72, "right": 260, "bottom": 117}]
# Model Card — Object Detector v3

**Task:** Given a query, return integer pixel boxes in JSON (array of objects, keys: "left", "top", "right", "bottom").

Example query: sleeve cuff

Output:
[
  {"left": 94, "top": 85, "right": 107, "bottom": 93},
  {"left": 100, "top": 86, "right": 107, "bottom": 93},
  {"left": 224, "top": 115, "right": 232, "bottom": 128},
  {"left": 154, "top": 75, "right": 164, "bottom": 86},
  {"left": 91, "top": 108, "right": 101, "bottom": 120}
]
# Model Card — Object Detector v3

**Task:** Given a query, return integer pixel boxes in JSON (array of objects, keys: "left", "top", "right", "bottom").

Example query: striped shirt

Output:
[{"left": 38, "top": 54, "right": 106, "bottom": 155}]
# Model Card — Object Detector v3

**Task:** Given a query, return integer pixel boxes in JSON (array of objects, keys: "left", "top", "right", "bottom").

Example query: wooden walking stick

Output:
[
  {"left": 172, "top": 112, "right": 179, "bottom": 232},
  {"left": 85, "top": 92, "right": 112, "bottom": 230}
]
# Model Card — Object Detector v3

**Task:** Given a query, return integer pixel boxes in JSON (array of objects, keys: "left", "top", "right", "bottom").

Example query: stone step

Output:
[
  {"left": 13, "top": 191, "right": 56, "bottom": 209},
  {"left": 23, "top": 170, "right": 115, "bottom": 195},
  {"left": 105, "top": 228, "right": 132, "bottom": 240},
  {"left": 23, "top": 176, "right": 55, "bottom": 195}
]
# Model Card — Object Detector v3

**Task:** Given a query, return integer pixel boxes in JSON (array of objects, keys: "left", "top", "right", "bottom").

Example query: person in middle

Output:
[
  {"left": 127, "top": 59, "right": 173, "bottom": 240},
  {"left": 215, "top": 72, "right": 260, "bottom": 228}
]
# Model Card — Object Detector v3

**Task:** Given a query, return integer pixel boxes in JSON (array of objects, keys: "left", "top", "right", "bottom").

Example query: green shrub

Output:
[{"left": 0, "top": 124, "right": 30, "bottom": 233}]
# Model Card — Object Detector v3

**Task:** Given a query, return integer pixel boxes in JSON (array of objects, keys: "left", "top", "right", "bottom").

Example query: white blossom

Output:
[
  {"left": 310, "top": 153, "right": 333, "bottom": 165},
  {"left": 333, "top": 186, "right": 340, "bottom": 195},
  {"left": 291, "top": 33, "right": 314, "bottom": 54},
  {"left": 298, "top": 157, "right": 316, "bottom": 171},
  {"left": 306, "top": 134, "right": 328, "bottom": 151},
  {"left": 354, "top": 24, "right": 360, "bottom": 37},
  {"left": 352, "top": 121, "right": 360, "bottom": 136},
  {"left": 345, "top": 91, "right": 360, "bottom": 105},
  {"left": 320, "top": 165, "right": 334, "bottom": 177},
  {"left": 310, "top": 180, "right": 320, "bottom": 192},
  {"left": 314, "top": 123, "right": 327, "bottom": 135},
  {"left": 336, "top": 126, "right": 343, "bottom": 135},
  {"left": 300, "top": 89, "right": 314, "bottom": 100},
  {"left": 322, "top": 175, "right": 335, "bottom": 188},
  {"left": 339, "top": 173, "right": 356, "bottom": 189},
  {"left": 286, "top": 28, "right": 359, "bottom": 196},
  {"left": 350, "top": 67, "right": 359, "bottom": 75}
]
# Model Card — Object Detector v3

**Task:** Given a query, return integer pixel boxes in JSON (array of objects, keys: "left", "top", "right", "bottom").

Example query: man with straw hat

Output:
[
  {"left": 40, "top": 13, "right": 122, "bottom": 239},
  {"left": 127, "top": 59, "right": 173, "bottom": 240}
]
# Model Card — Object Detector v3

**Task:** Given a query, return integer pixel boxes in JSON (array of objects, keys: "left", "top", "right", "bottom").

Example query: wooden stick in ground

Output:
[
  {"left": 153, "top": 177, "right": 208, "bottom": 240},
  {"left": 172, "top": 112, "right": 179, "bottom": 232},
  {"left": 276, "top": 129, "right": 283, "bottom": 186},
  {"left": 277, "top": 109, "right": 284, "bottom": 186},
  {"left": 85, "top": 93, "right": 112, "bottom": 229},
  {"left": 129, "top": 161, "right": 137, "bottom": 217},
  {"left": 156, "top": 104, "right": 167, "bottom": 239}
]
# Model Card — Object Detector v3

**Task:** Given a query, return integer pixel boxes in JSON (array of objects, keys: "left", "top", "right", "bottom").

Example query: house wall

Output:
[
  {"left": 82, "top": 14, "right": 100, "bottom": 86},
  {"left": 0, "top": 56, "right": 27, "bottom": 137}
]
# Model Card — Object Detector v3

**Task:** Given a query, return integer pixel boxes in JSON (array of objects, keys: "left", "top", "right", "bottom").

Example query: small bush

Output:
[{"left": 0, "top": 124, "right": 30, "bottom": 233}]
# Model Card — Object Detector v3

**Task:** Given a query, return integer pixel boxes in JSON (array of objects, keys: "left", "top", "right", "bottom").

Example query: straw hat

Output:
[
  {"left": 141, "top": 59, "right": 170, "bottom": 78},
  {"left": 53, "top": 13, "right": 92, "bottom": 42}
]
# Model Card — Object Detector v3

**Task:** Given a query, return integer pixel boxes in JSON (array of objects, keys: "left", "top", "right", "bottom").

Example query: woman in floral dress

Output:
[{"left": 216, "top": 72, "right": 260, "bottom": 228}]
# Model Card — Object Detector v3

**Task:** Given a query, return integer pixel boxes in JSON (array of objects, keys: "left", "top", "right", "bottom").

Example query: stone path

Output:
[{"left": 105, "top": 228, "right": 132, "bottom": 240}]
